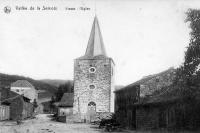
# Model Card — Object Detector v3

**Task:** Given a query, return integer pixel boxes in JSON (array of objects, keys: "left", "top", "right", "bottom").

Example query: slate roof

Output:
[
  {"left": 1, "top": 89, "right": 31, "bottom": 104},
  {"left": 54, "top": 93, "right": 74, "bottom": 107},
  {"left": 115, "top": 67, "right": 176, "bottom": 92},
  {"left": 11, "top": 80, "right": 34, "bottom": 88},
  {"left": 78, "top": 16, "right": 107, "bottom": 59},
  {"left": 131, "top": 67, "right": 175, "bottom": 85},
  {"left": 9, "top": 91, "right": 31, "bottom": 102},
  {"left": 134, "top": 85, "right": 194, "bottom": 106}
]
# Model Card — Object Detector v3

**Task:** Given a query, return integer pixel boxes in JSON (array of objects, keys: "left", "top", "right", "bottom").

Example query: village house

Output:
[
  {"left": 54, "top": 93, "right": 74, "bottom": 122},
  {"left": 134, "top": 92, "right": 181, "bottom": 130},
  {"left": 115, "top": 67, "right": 176, "bottom": 129},
  {"left": 134, "top": 84, "right": 200, "bottom": 130},
  {"left": 11, "top": 80, "right": 38, "bottom": 103},
  {"left": 0, "top": 87, "right": 34, "bottom": 120}
]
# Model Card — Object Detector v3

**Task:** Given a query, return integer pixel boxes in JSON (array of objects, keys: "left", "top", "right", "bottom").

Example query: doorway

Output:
[{"left": 87, "top": 101, "right": 96, "bottom": 122}]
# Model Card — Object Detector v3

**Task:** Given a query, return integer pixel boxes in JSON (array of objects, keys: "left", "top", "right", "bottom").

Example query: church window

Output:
[
  {"left": 89, "top": 67, "right": 96, "bottom": 73},
  {"left": 89, "top": 84, "right": 95, "bottom": 89}
]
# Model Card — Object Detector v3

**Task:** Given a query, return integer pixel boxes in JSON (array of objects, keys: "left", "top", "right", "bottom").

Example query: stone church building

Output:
[{"left": 73, "top": 16, "right": 115, "bottom": 122}]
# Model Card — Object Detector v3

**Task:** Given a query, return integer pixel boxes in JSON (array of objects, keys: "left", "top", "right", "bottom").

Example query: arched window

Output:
[{"left": 88, "top": 101, "right": 96, "bottom": 106}]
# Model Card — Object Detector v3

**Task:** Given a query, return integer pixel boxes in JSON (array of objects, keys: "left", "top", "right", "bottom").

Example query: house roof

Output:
[
  {"left": 78, "top": 16, "right": 107, "bottom": 59},
  {"left": 131, "top": 67, "right": 175, "bottom": 86},
  {"left": 55, "top": 93, "right": 74, "bottom": 107},
  {"left": 134, "top": 85, "right": 195, "bottom": 106},
  {"left": 115, "top": 67, "right": 176, "bottom": 92},
  {"left": 9, "top": 91, "right": 31, "bottom": 101},
  {"left": 2, "top": 90, "right": 31, "bottom": 104},
  {"left": 0, "top": 87, "right": 11, "bottom": 101},
  {"left": 11, "top": 80, "right": 34, "bottom": 88}
]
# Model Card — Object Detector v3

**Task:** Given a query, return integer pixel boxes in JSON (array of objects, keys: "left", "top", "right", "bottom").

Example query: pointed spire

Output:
[{"left": 85, "top": 16, "right": 107, "bottom": 57}]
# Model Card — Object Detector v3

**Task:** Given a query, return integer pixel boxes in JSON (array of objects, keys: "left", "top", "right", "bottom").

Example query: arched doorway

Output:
[{"left": 87, "top": 101, "right": 96, "bottom": 122}]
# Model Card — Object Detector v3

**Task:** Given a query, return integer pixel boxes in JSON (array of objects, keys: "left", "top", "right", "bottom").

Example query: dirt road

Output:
[
  {"left": 0, "top": 114, "right": 104, "bottom": 133},
  {"left": 1, "top": 114, "right": 198, "bottom": 133}
]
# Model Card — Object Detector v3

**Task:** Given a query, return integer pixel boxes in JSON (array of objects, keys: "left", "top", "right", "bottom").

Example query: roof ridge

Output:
[{"left": 11, "top": 80, "right": 34, "bottom": 88}]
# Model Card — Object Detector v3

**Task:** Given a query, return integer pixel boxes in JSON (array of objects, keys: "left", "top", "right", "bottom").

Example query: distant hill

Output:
[
  {"left": 39, "top": 79, "right": 68, "bottom": 87},
  {"left": 0, "top": 73, "right": 57, "bottom": 99}
]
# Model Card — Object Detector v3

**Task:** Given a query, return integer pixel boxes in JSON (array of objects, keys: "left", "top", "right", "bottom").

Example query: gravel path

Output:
[
  {"left": 1, "top": 114, "right": 198, "bottom": 133},
  {"left": 0, "top": 114, "right": 103, "bottom": 133}
]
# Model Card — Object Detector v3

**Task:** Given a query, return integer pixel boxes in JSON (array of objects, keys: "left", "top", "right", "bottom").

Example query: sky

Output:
[{"left": 0, "top": 0, "right": 199, "bottom": 86}]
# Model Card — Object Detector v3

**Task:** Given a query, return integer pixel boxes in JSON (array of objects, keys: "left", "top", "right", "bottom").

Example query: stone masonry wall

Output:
[
  {"left": 73, "top": 58, "right": 114, "bottom": 118},
  {"left": 140, "top": 68, "right": 176, "bottom": 97}
]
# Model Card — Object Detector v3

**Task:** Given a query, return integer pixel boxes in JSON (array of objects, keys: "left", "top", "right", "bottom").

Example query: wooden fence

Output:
[{"left": 0, "top": 105, "right": 10, "bottom": 121}]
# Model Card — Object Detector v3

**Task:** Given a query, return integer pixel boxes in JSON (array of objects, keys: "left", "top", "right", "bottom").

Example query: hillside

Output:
[
  {"left": 39, "top": 79, "right": 68, "bottom": 87},
  {"left": 0, "top": 73, "right": 57, "bottom": 99}
]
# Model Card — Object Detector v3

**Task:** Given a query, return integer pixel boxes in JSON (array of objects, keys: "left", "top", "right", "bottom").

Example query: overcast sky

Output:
[{"left": 0, "top": 0, "right": 199, "bottom": 85}]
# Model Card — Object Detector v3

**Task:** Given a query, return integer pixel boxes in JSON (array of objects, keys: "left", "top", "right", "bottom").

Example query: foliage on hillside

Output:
[
  {"left": 55, "top": 80, "right": 74, "bottom": 102},
  {"left": 0, "top": 73, "right": 57, "bottom": 98},
  {"left": 39, "top": 79, "right": 68, "bottom": 87}
]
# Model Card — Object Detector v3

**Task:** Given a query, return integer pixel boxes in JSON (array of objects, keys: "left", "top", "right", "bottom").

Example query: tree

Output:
[
  {"left": 173, "top": 9, "right": 200, "bottom": 99},
  {"left": 184, "top": 9, "right": 200, "bottom": 86},
  {"left": 55, "top": 80, "right": 74, "bottom": 102},
  {"left": 50, "top": 96, "right": 56, "bottom": 113},
  {"left": 55, "top": 86, "right": 64, "bottom": 102}
]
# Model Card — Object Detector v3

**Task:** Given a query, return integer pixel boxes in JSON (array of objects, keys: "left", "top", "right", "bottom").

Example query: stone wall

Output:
[
  {"left": 73, "top": 58, "right": 114, "bottom": 119},
  {"left": 136, "top": 106, "right": 159, "bottom": 129},
  {"left": 115, "top": 85, "right": 139, "bottom": 128},
  {"left": 140, "top": 68, "right": 176, "bottom": 97}
]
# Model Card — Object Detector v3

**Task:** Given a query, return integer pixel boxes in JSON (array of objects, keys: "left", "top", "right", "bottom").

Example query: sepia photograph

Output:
[{"left": 0, "top": 0, "right": 200, "bottom": 133}]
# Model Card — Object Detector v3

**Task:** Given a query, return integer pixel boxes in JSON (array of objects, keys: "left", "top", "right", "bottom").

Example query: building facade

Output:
[
  {"left": 54, "top": 93, "right": 74, "bottom": 122},
  {"left": 8, "top": 91, "right": 34, "bottom": 120},
  {"left": 135, "top": 67, "right": 176, "bottom": 97},
  {"left": 10, "top": 80, "right": 38, "bottom": 103},
  {"left": 1, "top": 87, "right": 34, "bottom": 120},
  {"left": 115, "top": 67, "right": 176, "bottom": 129},
  {"left": 115, "top": 85, "right": 140, "bottom": 128},
  {"left": 73, "top": 16, "right": 115, "bottom": 122}
]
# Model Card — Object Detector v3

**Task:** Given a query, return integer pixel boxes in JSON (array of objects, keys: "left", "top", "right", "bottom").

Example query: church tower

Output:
[{"left": 73, "top": 16, "right": 115, "bottom": 121}]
